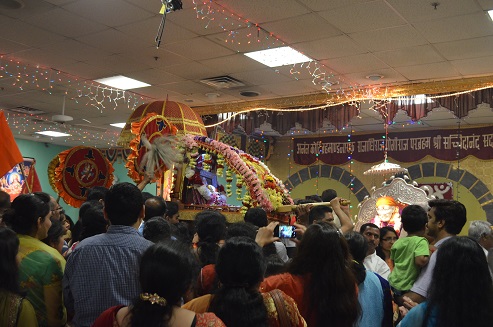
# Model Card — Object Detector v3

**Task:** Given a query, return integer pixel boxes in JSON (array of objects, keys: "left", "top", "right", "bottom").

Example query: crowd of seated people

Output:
[{"left": 1, "top": 184, "right": 493, "bottom": 327}]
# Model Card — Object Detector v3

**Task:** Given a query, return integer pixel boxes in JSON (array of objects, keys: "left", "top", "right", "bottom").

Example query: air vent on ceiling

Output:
[
  {"left": 8, "top": 106, "right": 46, "bottom": 115},
  {"left": 200, "top": 76, "right": 246, "bottom": 89}
]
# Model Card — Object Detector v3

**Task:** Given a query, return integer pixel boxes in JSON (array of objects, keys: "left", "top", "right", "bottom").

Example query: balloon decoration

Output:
[
  {"left": 48, "top": 146, "right": 114, "bottom": 207},
  {"left": 125, "top": 112, "right": 183, "bottom": 183}
]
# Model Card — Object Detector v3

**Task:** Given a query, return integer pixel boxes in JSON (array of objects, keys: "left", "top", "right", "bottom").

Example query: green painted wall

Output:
[{"left": 14, "top": 139, "right": 156, "bottom": 222}]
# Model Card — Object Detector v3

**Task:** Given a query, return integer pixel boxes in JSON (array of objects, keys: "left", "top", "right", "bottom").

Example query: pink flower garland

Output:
[{"left": 184, "top": 135, "right": 293, "bottom": 212}]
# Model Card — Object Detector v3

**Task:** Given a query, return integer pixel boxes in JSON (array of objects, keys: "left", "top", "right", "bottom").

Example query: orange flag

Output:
[{"left": 0, "top": 111, "right": 23, "bottom": 177}]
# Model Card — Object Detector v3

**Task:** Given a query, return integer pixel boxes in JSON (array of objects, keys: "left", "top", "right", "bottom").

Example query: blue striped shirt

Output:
[{"left": 63, "top": 225, "right": 152, "bottom": 327}]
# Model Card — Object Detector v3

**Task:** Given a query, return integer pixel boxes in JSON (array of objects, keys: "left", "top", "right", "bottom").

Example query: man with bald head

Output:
[{"left": 138, "top": 195, "right": 167, "bottom": 235}]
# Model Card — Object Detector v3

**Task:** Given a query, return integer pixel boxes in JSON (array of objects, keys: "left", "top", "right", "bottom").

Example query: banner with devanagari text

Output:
[{"left": 293, "top": 126, "right": 493, "bottom": 165}]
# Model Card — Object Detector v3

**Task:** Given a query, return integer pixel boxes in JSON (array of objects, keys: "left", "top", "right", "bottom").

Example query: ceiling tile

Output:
[
  {"left": 0, "top": 37, "right": 32, "bottom": 54},
  {"left": 414, "top": 12, "right": 493, "bottom": 44},
  {"left": 167, "top": 7, "right": 249, "bottom": 36},
  {"left": 132, "top": 85, "right": 182, "bottom": 100},
  {"left": 295, "top": 35, "right": 367, "bottom": 61},
  {"left": 396, "top": 62, "right": 461, "bottom": 81},
  {"left": 1, "top": 21, "right": 66, "bottom": 48},
  {"left": 123, "top": 48, "right": 192, "bottom": 68},
  {"left": 164, "top": 37, "right": 235, "bottom": 61},
  {"left": 21, "top": 8, "right": 108, "bottom": 38},
  {"left": 259, "top": 79, "right": 321, "bottom": 96},
  {"left": 386, "top": 0, "right": 482, "bottom": 23},
  {"left": 374, "top": 45, "right": 445, "bottom": 67},
  {"left": 451, "top": 56, "right": 493, "bottom": 76},
  {"left": 116, "top": 19, "right": 198, "bottom": 46},
  {"left": 78, "top": 29, "right": 153, "bottom": 55},
  {"left": 323, "top": 53, "right": 389, "bottom": 75},
  {"left": 297, "top": 0, "right": 375, "bottom": 12},
  {"left": 275, "top": 62, "right": 340, "bottom": 82},
  {"left": 38, "top": 39, "right": 113, "bottom": 63},
  {"left": 262, "top": 13, "right": 342, "bottom": 44},
  {"left": 350, "top": 25, "right": 429, "bottom": 52},
  {"left": 13, "top": 48, "right": 79, "bottom": 69},
  {"left": 231, "top": 68, "right": 293, "bottom": 86},
  {"left": 85, "top": 54, "right": 152, "bottom": 76},
  {"left": 63, "top": 0, "right": 154, "bottom": 27},
  {"left": 342, "top": 68, "right": 408, "bottom": 86},
  {"left": 128, "top": 68, "right": 185, "bottom": 85},
  {"left": 434, "top": 36, "right": 493, "bottom": 60},
  {"left": 51, "top": 61, "right": 116, "bottom": 80},
  {"left": 192, "top": 93, "right": 243, "bottom": 105},
  {"left": 0, "top": 0, "right": 55, "bottom": 19},
  {"left": 477, "top": 0, "right": 493, "bottom": 10},
  {"left": 205, "top": 26, "right": 286, "bottom": 54},
  {"left": 200, "top": 54, "right": 267, "bottom": 74},
  {"left": 162, "top": 61, "right": 224, "bottom": 80},
  {"left": 158, "top": 80, "right": 221, "bottom": 96},
  {"left": 214, "top": 0, "right": 310, "bottom": 24},
  {"left": 319, "top": 1, "right": 406, "bottom": 34}
]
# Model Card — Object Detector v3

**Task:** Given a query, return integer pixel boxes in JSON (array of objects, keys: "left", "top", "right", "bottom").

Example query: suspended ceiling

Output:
[{"left": 2, "top": 0, "right": 493, "bottom": 147}]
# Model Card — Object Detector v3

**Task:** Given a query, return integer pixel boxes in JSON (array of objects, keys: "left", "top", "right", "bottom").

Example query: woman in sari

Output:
[
  {"left": 3, "top": 193, "right": 66, "bottom": 327},
  {"left": 184, "top": 236, "right": 306, "bottom": 327},
  {"left": 0, "top": 227, "right": 38, "bottom": 327},
  {"left": 93, "top": 241, "right": 225, "bottom": 327}
]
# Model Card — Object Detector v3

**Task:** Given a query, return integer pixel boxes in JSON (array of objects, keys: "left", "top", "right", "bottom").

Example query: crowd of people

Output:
[{"left": 1, "top": 185, "right": 493, "bottom": 327}]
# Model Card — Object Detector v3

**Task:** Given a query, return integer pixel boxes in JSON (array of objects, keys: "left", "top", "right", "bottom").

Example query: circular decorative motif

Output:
[{"left": 48, "top": 146, "right": 114, "bottom": 207}]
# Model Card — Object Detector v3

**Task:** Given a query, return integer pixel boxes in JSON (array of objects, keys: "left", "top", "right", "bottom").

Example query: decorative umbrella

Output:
[{"left": 118, "top": 100, "right": 207, "bottom": 147}]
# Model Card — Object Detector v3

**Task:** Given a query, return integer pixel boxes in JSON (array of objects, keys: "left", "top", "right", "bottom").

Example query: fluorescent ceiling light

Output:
[
  {"left": 244, "top": 46, "right": 312, "bottom": 67},
  {"left": 110, "top": 123, "right": 126, "bottom": 128},
  {"left": 36, "top": 131, "right": 71, "bottom": 137},
  {"left": 488, "top": 10, "right": 493, "bottom": 21},
  {"left": 95, "top": 75, "right": 150, "bottom": 90}
]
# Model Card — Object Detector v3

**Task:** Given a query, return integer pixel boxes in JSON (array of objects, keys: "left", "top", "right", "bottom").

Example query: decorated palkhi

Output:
[
  {"left": 120, "top": 100, "right": 293, "bottom": 218},
  {"left": 48, "top": 146, "right": 114, "bottom": 207}
]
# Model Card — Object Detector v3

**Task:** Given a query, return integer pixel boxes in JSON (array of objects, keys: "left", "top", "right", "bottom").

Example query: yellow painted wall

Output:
[{"left": 266, "top": 138, "right": 491, "bottom": 235}]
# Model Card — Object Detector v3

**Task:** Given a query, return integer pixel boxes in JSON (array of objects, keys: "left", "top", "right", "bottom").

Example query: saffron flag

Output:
[{"left": 0, "top": 111, "right": 23, "bottom": 177}]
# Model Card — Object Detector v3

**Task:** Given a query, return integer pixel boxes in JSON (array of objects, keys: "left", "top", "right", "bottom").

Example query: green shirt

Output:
[
  {"left": 389, "top": 236, "right": 429, "bottom": 291},
  {"left": 18, "top": 234, "right": 66, "bottom": 327}
]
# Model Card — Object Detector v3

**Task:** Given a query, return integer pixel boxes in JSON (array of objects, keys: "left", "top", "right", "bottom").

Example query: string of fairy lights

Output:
[
  {"left": 0, "top": 56, "right": 153, "bottom": 112},
  {"left": 192, "top": 0, "right": 341, "bottom": 95},
  {"left": 5, "top": 111, "right": 121, "bottom": 147},
  {"left": 0, "top": 55, "right": 155, "bottom": 145}
]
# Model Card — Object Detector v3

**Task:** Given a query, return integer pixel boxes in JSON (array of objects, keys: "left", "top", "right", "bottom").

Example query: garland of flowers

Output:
[{"left": 184, "top": 135, "right": 293, "bottom": 212}]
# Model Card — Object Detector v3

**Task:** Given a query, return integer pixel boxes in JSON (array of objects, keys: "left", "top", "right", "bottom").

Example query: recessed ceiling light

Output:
[
  {"left": 36, "top": 131, "right": 71, "bottom": 137},
  {"left": 110, "top": 123, "right": 126, "bottom": 128},
  {"left": 95, "top": 75, "right": 150, "bottom": 90},
  {"left": 488, "top": 10, "right": 493, "bottom": 21},
  {"left": 205, "top": 93, "right": 220, "bottom": 99},
  {"left": 240, "top": 91, "right": 260, "bottom": 97},
  {"left": 244, "top": 46, "right": 312, "bottom": 67},
  {"left": 366, "top": 74, "right": 384, "bottom": 81}
]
